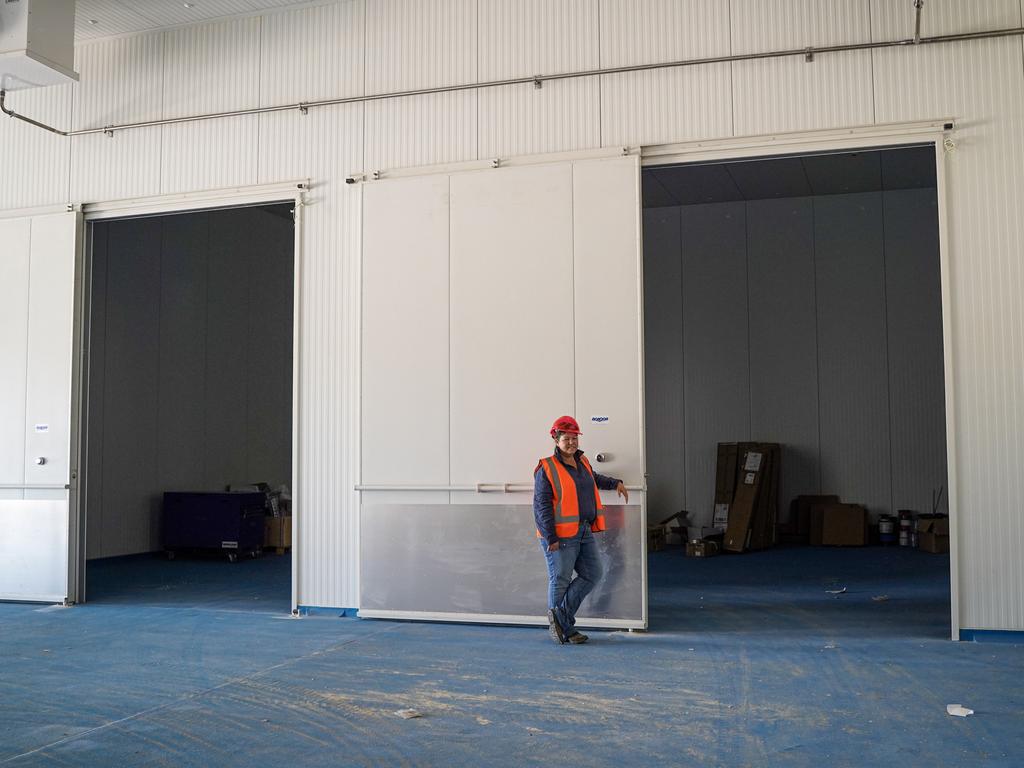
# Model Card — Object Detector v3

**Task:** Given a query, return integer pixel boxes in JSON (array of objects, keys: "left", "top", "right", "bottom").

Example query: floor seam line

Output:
[{"left": 0, "top": 623, "right": 405, "bottom": 764}]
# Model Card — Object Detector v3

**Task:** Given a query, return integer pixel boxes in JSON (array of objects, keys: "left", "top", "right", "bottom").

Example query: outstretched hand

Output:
[{"left": 616, "top": 482, "right": 629, "bottom": 503}]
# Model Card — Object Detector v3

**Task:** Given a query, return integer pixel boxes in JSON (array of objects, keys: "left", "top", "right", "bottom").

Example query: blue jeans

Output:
[{"left": 541, "top": 522, "right": 605, "bottom": 634}]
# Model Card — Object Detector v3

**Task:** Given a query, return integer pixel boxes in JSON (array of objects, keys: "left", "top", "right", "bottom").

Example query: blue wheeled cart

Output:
[{"left": 162, "top": 491, "right": 266, "bottom": 562}]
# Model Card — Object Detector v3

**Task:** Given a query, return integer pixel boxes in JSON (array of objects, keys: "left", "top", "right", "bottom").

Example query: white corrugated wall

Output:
[{"left": 0, "top": 0, "right": 1021, "bottom": 628}]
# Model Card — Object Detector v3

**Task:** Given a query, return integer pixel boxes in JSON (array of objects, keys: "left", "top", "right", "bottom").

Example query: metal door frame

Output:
[
  {"left": 639, "top": 119, "right": 960, "bottom": 638},
  {"left": 73, "top": 181, "right": 306, "bottom": 608}
]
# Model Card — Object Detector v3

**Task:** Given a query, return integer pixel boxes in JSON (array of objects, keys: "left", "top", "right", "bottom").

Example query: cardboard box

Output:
[
  {"left": 746, "top": 443, "right": 780, "bottom": 551},
  {"left": 723, "top": 452, "right": 763, "bottom": 552},
  {"left": 715, "top": 442, "right": 781, "bottom": 553},
  {"left": 916, "top": 516, "right": 949, "bottom": 535},
  {"left": 712, "top": 503, "right": 730, "bottom": 529},
  {"left": 917, "top": 516, "right": 950, "bottom": 553},
  {"left": 792, "top": 495, "right": 840, "bottom": 539},
  {"left": 918, "top": 532, "right": 949, "bottom": 553},
  {"left": 264, "top": 515, "right": 292, "bottom": 549},
  {"left": 686, "top": 540, "right": 720, "bottom": 558},
  {"left": 817, "top": 504, "right": 867, "bottom": 546}
]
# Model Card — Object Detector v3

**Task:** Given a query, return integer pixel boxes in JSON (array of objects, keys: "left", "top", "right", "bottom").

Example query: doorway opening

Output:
[
  {"left": 79, "top": 203, "right": 296, "bottom": 611},
  {"left": 641, "top": 144, "right": 952, "bottom": 637}
]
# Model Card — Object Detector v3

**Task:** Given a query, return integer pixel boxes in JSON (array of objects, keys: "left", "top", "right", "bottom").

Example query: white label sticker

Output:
[
  {"left": 743, "top": 452, "right": 763, "bottom": 472},
  {"left": 713, "top": 503, "right": 730, "bottom": 527},
  {"left": 34, "top": 424, "right": 49, "bottom": 433},
  {"left": 743, "top": 472, "right": 756, "bottom": 485},
  {"left": 590, "top": 416, "right": 609, "bottom": 424}
]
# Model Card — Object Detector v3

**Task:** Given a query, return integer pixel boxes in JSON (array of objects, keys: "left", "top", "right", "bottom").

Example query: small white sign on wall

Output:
[
  {"left": 34, "top": 424, "right": 49, "bottom": 433},
  {"left": 590, "top": 416, "right": 610, "bottom": 425}
]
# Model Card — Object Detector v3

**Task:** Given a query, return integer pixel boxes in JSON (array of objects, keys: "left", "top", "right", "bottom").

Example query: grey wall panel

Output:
[
  {"left": 814, "top": 193, "right": 892, "bottom": 514},
  {"left": 158, "top": 214, "right": 209, "bottom": 493},
  {"left": 101, "top": 219, "right": 163, "bottom": 557},
  {"left": 647, "top": 186, "right": 944, "bottom": 525},
  {"left": 681, "top": 202, "right": 750, "bottom": 526},
  {"left": 642, "top": 207, "right": 685, "bottom": 522},
  {"left": 85, "top": 227, "right": 107, "bottom": 560},
  {"left": 884, "top": 189, "right": 948, "bottom": 515},
  {"left": 747, "top": 198, "right": 821, "bottom": 516},
  {"left": 205, "top": 212, "right": 252, "bottom": 492},
  {"left": 245, "top": 209, "right": 294, "bottom": 489}
]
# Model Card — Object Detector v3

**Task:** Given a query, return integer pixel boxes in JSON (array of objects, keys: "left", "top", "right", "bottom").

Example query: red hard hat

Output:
[{"left": 550, "top": 415, "right": 582, "bottom": 438}]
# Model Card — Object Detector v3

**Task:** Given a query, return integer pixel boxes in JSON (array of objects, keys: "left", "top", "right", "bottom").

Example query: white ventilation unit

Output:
[{"left": 0, "top": 0, "right": 77, "bottom": 91}]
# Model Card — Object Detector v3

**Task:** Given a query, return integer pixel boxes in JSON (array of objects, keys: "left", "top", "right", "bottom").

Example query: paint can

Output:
[
  {"left": 897, "top": 510, "right": 914, "bottom": 547},
  {"left": 878, "top": 515, "right": 896, "bottom": 545}
]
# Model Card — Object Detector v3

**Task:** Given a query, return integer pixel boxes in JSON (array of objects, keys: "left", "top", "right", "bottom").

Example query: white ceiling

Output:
[{"left": 74, "top": 0, "right": 320, "bottom": 41}]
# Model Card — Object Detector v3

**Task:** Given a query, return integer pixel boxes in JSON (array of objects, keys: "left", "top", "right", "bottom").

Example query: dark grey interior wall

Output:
[
  {"left": 86, "top": 206, "right": 294, "bottom": 559},
  {"left": 815, "top": 194, "right": 893, "bottom": 514},
  {"left": 642, "top": 208, "right": 684, "bottom": 523},
  {"left": 643, "top": 189, "right": 946, "bottom": 526},
  {"left": 681, "top": 203, "right": 751, "bottom": 516},
  {"left": 747, "top": 198, "right": 820, "bottom": 519},
  {"left": 883, "top": 191, "right": 946, "bottom": 513}
]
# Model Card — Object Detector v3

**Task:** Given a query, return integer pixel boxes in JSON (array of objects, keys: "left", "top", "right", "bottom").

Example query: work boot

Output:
[
  {"left": 567, "top": 631, "right": 588, "bottom": 644},
  {"left": 547, "top": 609, "right": 566, "bottom": 644}
]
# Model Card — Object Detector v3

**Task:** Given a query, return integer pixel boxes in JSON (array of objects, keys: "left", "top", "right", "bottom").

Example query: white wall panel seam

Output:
[
  {"left": 867, "top": 0, "right": 877, "bottom": 124},
  {"left": 366, "top": 0, "right": 370, "bottom": 171},
  {"left": 571, "top": 164, "right": 577, "bottom": 415},
  {"left": 255, "top": 16, "right": 263, "bottom": 183},
  {"left": 597, "top": 0, "right": 602, "bottom": 147},
  {"left": 159, "top": 30, "right": 168, "bottom": 195},
  {"left": 475, "top": 0, "right": 480, "bottom": 160},
  {"left": 66, "top": 89, "right": 74, "bottom": 203},
  {"left": 21, "top": 224, "right": 34, "bottom": 491},
  {"left": 356, "top": 180, "right": 365, "bottom": 605},
  {"left": 448, "top": 174, "right": 452, "bottom": 495},
  {"left": 728, "top": 0, "right": 736, "bottom": 137}
]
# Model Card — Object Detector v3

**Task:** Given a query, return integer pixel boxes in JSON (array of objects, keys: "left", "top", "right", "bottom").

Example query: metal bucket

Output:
[
  {"left": 897, "top": 510, "right": 914, "bottom": 546},
  {"left": 879, "top": 515, "right": 896, "bottom": 545}
]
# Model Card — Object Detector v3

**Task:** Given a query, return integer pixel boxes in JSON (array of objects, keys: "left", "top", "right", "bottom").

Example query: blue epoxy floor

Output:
[{"left": 2, "top": 546, "right": 1022, "bottom": 767}]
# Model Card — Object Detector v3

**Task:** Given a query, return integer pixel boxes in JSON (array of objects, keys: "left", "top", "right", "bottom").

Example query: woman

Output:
[{"left": 534, "top": 415, "right": 629, "bottom": 645}]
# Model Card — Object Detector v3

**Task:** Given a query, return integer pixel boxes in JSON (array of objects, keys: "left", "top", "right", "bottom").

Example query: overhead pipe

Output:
[{"left": 2, "top": 22, "right": 1021, "bottom": 139}]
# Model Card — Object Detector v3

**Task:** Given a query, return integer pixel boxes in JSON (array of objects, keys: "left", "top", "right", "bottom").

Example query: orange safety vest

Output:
[{"left": 535, "top": 454, "right": 607, "bottom": 539}]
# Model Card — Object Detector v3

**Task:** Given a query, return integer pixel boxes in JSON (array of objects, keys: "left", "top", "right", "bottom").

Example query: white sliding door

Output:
[
  {"left": 360, "top": 155, "right": 646, "bottom": 628},
  {"left": 0, "top": 211, "right": 81, "bottom": 603}
]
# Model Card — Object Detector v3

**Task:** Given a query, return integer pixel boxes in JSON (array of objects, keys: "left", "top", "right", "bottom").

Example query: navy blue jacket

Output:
[{"left": 533, "top": 449, "right": 621, "bottom": 546}]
